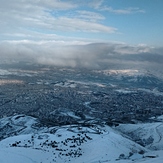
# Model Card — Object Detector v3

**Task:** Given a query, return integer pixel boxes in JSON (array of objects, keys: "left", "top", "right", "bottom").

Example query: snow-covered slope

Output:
[
  {"left": 1, "top": 115, "right": 163, "bottom": 163},
  {"left": 115, "top": 122, "right": 163, "bottom": 150},
  {"left": 0, "top": 127, "right": 145, "bottom": 163},
  {"left": 0, "top": 115, "right": 47, "bottom": 140}
]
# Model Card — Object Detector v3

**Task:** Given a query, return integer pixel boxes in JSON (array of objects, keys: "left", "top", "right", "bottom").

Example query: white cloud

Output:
[
  {"left": 0, "top": 0, "right": 146, "bottom": 43},
  {"left": 0, "top": 0, "right": 116, "bottom": 40},
  {"left": 0, "top": 40, "right": 162, "bottom": 72},
  {"left": 87, "top": 0, "right": 104, "bottom": 9},
  {"left": 37, "top": 0, "right": 77, "bottom": 10},
  {"left": 0, "top": 0, "right": 77, "bottom": 11},
  {"left": 50, "top": 17, "right": 116, "bottom": 33},
  {"left": 100, "top": 6, "right": 145, "bottom": 14},
  {"left": 84, "top": 0, "right": 145, "bottom": 14},
  {"left": 76, "top": 10, "right": 105, "bottom": 22}
]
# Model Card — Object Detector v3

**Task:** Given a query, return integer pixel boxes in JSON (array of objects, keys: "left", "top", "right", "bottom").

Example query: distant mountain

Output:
[{"left": 95, "top": 69, "right": 163, "bottom": 88}]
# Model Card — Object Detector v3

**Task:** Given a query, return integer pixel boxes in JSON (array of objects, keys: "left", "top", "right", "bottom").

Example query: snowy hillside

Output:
[
  {"left": 115, "top": 122, "right": 163, "bottom": 150},
  {"left": 95, "top": 69, "right": 163, "bottom": 86},
  {"left": 0, "top": 128, "right": 144, "bottom": 163},
  {"left": 0, "top": 115, "right": 163, "bottom": 163},
  {"left": 0, "top": 115, "right": 47, "bottom": 140}
]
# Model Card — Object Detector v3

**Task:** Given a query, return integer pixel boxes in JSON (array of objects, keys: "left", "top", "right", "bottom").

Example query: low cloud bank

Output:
[{"left": 0, "top": 41, "right": 163, "bottom": 72}]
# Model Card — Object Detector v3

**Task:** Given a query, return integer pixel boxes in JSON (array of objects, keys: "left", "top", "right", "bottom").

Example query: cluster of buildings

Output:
[{"left": 0, "top": 67, "right": 163, "bottom": 126}]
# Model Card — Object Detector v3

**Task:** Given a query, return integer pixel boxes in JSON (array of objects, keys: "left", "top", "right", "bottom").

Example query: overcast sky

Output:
[{"left": 0, "top": 0, "right": 163, "bottom": 71}]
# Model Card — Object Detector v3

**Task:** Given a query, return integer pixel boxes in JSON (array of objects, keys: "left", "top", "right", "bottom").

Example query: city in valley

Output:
[
  {"left": 0, "top": 62, "right": 163, "bottom": 163},
  {"left": 0, "top": 63, "right": 163, "bottom": 126}
]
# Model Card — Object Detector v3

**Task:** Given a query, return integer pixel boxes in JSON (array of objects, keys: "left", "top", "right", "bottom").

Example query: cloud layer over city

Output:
[
  {"left": 0, "top": 41, "right": 163, "bottom": 73},
  {"left": 0, "top": 0, "right": 163, "bottom": 73}
]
